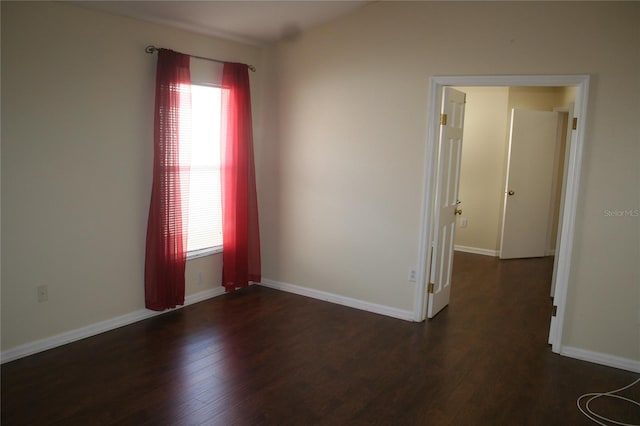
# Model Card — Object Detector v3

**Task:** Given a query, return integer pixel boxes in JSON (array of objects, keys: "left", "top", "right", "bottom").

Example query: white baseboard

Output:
[
  {"left": 0, "top": 287, "right": 226, "bottom": 364},
  {"left": 9, "top": 284, "right": 636, "bottom": 375},
  {"left": 260, "top": 278, "right": 414, "bottom": 322},
  {"left": 561, "top": 346, "right": 640, "bottom": 373},
  {"left": 454, "top": 245, "right": 499, "bottom": 257}
]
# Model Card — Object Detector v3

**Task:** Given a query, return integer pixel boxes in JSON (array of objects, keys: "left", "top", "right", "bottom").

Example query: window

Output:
[{"left": 184, "top": 84, "right": 223, "bottom": 258}]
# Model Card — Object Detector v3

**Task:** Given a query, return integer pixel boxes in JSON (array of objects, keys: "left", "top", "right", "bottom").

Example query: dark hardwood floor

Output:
[{"left": 2, "top": 252, "right": 639, "bottom": 425}]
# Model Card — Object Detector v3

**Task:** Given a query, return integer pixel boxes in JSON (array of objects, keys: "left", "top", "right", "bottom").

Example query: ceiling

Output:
[{"left": 73, "top": 1, "right": 370, "bottom": 45}]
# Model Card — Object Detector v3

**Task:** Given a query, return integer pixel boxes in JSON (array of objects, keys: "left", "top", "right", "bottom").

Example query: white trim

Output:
[
  {"left": 0, "top": 287, "right": 226, "bottom": 364},
  {"left": 261, "top": 278, "right": 414, "bottom": 322},
  {"left": 187, "top": 246, "right": 222, "bottom": 260},
  {"left": 430, "top": 75, "right": 590, "bottom": 87},
  {"left": 413, "top": 77, "right": 443, "bottom": 321},
  {"left": 415, "top": 75, "right": 590, "bottom": 357},
  {"left": 561, "top": 346, "right": 640, "bottom": 373},
  {"left": 549, "top": 105, "right": 574, "bottom": 299},
  {"left": 548, "top": 76, "right": 589, "bottom": 353},
  {"left": 454, "top": 245, "right": 498, "bottom": 257}
]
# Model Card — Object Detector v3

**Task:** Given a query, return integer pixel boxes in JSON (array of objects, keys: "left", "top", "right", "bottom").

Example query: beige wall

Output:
[
  {"left": 507, "top": 87, "right": 567, "bottom": 112},
  {"left": 1, "top": 2, "right": 261, "bottom": 351},
  {"left": 263, "top": 1, "right": 639, "bottom": 360},
  {"left": 453, "top": 87, "right": 510, "bottom": 252},
  {"left": 3, "top": 1, "right": 639, "bottom": 364}
]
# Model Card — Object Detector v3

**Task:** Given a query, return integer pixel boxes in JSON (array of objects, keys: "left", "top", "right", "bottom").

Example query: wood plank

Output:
[{"left": 2, "top": 253, "right": 638, "bottom": 425}]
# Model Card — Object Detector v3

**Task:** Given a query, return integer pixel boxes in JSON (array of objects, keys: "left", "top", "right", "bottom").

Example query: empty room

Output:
[{"left": 2, "top": 1, "right": 639, "bottom": 424}]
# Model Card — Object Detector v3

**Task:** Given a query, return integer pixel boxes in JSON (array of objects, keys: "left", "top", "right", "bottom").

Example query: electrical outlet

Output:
[
  {"left": 408, "top": 268, "right": 417, "bottom": 282},
  {"left": 37, "top": 285, "right": 48, "bottom": 303},
  {"left": 460, "top": 217, "right": 468, "bottom": 228}
]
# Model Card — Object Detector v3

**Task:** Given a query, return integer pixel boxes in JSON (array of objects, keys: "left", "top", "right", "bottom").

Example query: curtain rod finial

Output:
[{"left": 145, "top": 45, "right": 157, "bottom": 54}]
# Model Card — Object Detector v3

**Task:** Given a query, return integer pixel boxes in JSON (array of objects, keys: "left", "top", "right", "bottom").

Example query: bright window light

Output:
[{"left": 185, "top": 84, "right": 223, "bottom": 253}]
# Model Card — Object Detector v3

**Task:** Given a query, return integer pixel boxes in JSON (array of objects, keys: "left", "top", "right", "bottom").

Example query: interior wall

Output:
[
  {"left": 1, "top": 1, "right": 262, "bottom": 351},
  {"left": 263, "top": 1, "right": 639, "bottom": 361},
  {"left": 453, "top": 87, "right": 510, "bottom": 253},
  {"left": 3, "top": 0, "right": 638, "bottom": 365},
  {"left": 506, "top": 87, "right": 567, "bottom": 112}
]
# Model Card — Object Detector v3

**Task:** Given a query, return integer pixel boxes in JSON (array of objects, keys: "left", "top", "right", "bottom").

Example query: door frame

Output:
[{"left": 413, "top": 75, "right": 590, "bottom": 355}]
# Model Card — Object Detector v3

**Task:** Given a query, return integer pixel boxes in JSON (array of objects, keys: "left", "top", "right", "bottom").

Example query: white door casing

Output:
[
  {"left": 500, "top": 109, "right": 560, "bottom": 259},
  {"left": 427, "top": 87, "right": 466, "bottom": 318},
  {"left": 549, "top": 105, "right": 574, "bottom": 301},
  {"left": 414, "top": 75, "right": 589, "bottom": 356}
]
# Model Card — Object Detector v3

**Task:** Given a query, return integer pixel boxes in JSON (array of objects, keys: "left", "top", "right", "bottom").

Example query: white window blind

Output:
[{"left": 184, "top": 84, "right": 223, "bottom": 253}]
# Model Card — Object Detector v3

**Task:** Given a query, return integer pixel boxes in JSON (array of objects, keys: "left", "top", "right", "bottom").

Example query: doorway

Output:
[
  {"left": 413, "top": 75, "right": 590, "bottom": 355},
  {"left": 452, "top": 87, "right": 573, "bottom": 261}
]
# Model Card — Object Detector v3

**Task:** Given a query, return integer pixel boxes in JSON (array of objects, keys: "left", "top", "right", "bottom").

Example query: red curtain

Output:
[
  {"left": 145, "top": 49, "right": 192, "bottom": 311},
  {"left": 221, "top": 63, "right": 261, "bottom": 291}
]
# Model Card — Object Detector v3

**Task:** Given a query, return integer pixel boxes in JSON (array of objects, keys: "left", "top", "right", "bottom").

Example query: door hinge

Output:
[
  {"left": 572, "top": 117, "right": 578, "bottom": 130},
  {"left": 428, "top": 283, "right": 435, "bottom": 294},
  {"left": 552, "top": 305, "right": 558, "bottom": 317},
  {"left": 440, "top": 114, "right": 447, "bottom": 126}
]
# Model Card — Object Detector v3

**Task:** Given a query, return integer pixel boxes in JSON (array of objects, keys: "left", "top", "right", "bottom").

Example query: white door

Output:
[
  {"left": 500, "top": 109, "right": 560, "bottom": 259},
  {"left": 427, "top": 87, "right": 466, "bottom": 318}
]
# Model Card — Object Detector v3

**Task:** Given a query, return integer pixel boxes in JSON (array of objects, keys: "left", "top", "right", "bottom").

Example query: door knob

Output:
[
  {"left": 455, "top": 208, "right": 463, "bottom": 215},
  {"left": 508, "top": 190, "right": 515, "bottom": 196}
]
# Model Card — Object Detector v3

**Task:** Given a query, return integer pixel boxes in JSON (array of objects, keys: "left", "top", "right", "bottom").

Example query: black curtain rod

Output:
[{"left": 145, "top": 45, "right": 256, "bottom": 72}]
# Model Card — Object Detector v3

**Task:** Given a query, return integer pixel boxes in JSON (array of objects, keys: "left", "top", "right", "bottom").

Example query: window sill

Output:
[{"left": 187, "top": 246, "right": 222, "bottom": 260}]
